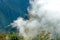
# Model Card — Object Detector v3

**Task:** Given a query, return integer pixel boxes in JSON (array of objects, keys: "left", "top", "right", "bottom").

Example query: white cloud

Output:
[{"left": 9, "top": 0, "right": 60, "bottom": 39}]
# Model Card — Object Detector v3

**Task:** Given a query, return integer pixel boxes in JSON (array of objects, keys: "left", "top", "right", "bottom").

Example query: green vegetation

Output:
[
  {"left": 0, "top": 32, "right": 24, "bottom": 40},
  {"left": 35, "top": 31, "right": 51, "bottom": 40},
  {"left": 0, "top": 31, "right": 59, "bottom": 40}
]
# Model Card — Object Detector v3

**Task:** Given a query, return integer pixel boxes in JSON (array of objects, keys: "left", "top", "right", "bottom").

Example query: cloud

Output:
[{"left": 9, "top": 0, "right": 60, "bottom": 39}]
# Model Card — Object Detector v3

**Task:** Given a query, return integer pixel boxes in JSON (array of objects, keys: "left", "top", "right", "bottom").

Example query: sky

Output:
[
  {"left": 0, "top": 0, "right": 29, "bottom": 33},
  {"left": 10, "top": 0, "right": 60, "bottom": 39},
  {"left": 1, "top": 0, "right": 60, "bottom": 39}
]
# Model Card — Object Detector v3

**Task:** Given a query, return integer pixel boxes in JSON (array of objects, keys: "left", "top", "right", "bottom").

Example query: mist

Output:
[{"left": 9, "top": 0, "right": 60, "bottom": 40}]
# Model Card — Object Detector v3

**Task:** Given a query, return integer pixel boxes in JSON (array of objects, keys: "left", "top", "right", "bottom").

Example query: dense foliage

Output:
[
  {"left": 0, "top": 32, "right": 24, "bottom": 40},
  {"left": 0, "top": 32, "right": 59, "bottom": 40}
]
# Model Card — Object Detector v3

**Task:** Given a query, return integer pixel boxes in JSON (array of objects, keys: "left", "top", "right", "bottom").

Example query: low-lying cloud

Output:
[{"left": 9, "top": 0, "right": 60, "bottom": 40}]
